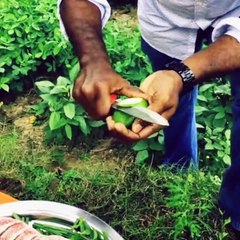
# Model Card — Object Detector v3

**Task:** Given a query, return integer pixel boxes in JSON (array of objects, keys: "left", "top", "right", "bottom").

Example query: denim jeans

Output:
[
  {"left": 141, "top": 31, "right": 240, "bottom": 229},
  {"left": 141, "top": 38, "right": 198, "bottom": 168}
]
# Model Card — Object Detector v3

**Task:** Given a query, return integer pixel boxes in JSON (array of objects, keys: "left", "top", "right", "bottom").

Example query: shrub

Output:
[
  {"left": 33, "top": 63, "right": 105, "bottom": 144},
  {"left": 0, "top": 0, "right": 75, "bottom": 92}
]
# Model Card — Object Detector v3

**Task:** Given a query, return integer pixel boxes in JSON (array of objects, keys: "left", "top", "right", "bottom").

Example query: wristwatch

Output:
[{"left": 165, "top": 61, "right": 196, "bottom": 93}]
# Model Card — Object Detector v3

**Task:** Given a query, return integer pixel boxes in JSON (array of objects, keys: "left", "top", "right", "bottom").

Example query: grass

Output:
[{"left": 0, "top": 124, "right": 238, "bottom": 240}]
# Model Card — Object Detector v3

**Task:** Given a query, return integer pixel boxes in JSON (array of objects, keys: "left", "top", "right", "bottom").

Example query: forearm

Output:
[
  {"left": 60, "top": 0, "right": 111, "bottom": 68},
  {"left": 183, "top": 35, "right": 240, "bottom": 82}
]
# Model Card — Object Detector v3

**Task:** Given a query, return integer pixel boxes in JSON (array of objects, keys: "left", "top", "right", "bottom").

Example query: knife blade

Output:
[{"left": 112, "top": 104, "right": 169, "bottom": 126}]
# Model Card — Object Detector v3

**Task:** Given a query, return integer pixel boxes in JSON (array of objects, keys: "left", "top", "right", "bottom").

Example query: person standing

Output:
[{"left": 58, "top": 0, "right": 240, "bottom": 231}]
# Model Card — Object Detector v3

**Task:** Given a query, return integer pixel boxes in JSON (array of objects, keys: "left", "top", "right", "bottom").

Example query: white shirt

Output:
[{"left": 58, "top": 0, "right": 240, "bottom": 60}]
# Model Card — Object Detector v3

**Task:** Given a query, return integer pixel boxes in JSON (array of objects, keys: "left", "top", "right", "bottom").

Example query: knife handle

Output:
[{"left": 110, "top": 94, "right": 117, "bottom": 104}]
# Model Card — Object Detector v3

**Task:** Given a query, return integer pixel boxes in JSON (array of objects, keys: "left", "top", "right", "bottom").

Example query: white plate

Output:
[{"left": 0, "top": 200, "right": 124, "bottom": 240}]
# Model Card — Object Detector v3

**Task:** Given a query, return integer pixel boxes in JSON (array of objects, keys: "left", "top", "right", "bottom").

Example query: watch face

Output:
[{"left": 181, "top": 68, "right": 195, "bottom": 83}]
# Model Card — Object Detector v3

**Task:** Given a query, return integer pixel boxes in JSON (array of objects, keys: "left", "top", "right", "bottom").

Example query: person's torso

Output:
[{"left": 138, "top": 0, "right": 240, "bottom": 59}]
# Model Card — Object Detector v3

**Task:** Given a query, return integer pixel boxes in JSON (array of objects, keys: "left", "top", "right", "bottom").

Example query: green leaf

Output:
[
  {"left": 223, "top": 155, "right": 231, "bottom": 165},
  {"left": 149, "top": 140, "right": 162, "bottom": 151},
  {"left": 57, "top": 76, "right": 71, "bottom": 86},
  {"left": 133, "top": 140, "right": 148, "bottom": 151},
  {"left": 205, "top": 143, "right": 214, "bottom": 150},
  {"left": 1, "top": 84, "right": 9, "bottom": 92},
  {"left": 32, "top": 22, "right": 40, "bottom": 31},
  {"left": 196, "top": 123, "right": 205, "bottom": 129},
  {"left": 49, "top": 112, "right": 62, "bottom": 130},
  {"left": 213, "top": 118, "right": 226, "bottom": 128},
  {"left": 65, "top": 124, "right": 72, "bottom": 140},
  {"left": 195, "top": 106, "right": 209, "bottom": 114},
  {"left": 148, "top": 132, "right": 159, "bottom": 138},
  {"left": 53, "top": 45, "right": 61, "bottom": 55},
  {"left": 157, "top": 134, "right": 164, "bottom": 144},
  {"left": 64, "top": 103, "right": 76, "bottom": 119},
  {"left": 213, "top": 142, "right": 223, "bottom": 150},
  {"left": 225, "top": 129, "right": 231, "bottom": 139},
  {"left": 212, "top": 106, "right": 225, "bottom": 112},
  {"left": 214, "top": 111, "right": 225, "bottom": 120},
  {"left": 75, "top": 116, "right": 90, "bottom": 135},
  {"left": 50, "top": 86, "right": 67, "bottom": 94},
  {"left": 88, "top": 120, "right": 105, "bottom": 127},
  {"left": 199, "top": 84, "right": 214, "bottom": 92},
  {"left": 69, "top": 63, "right": 80, "bottom": 82},
  {"left": 135, "top": 150, "right": 149, "bottom": 165},
  {"left": 35, "top": 81, "right": 55, "bottom": 88},
  {"left": 39, "top": 94, "right": 52, "bottom": 101},
  {"left": 35, "top": 52, "right": 42, "bottom": 58},
  {"left": 197, "top": 95, "right": 207, "bottom": 102}
]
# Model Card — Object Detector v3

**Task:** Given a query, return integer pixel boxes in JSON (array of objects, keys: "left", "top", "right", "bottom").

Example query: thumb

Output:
[{"left": 120, "top": 84, "right": 149, "bottom": 100}]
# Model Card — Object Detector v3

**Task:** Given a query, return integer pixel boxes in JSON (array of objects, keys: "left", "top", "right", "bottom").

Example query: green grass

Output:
[{"left": 0, "top": 125, "right": 238, "bottom": 240}]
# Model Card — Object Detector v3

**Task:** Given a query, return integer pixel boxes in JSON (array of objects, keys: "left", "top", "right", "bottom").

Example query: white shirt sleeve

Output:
[
  {"left": 212, "top": 17, "right": 240, "bottom": 43},
  {"left": 212, "top": 6, "right": 240, "bottom": 43},
  {"left": 57, "top": 0, "right": 111, "bottom": 38}
]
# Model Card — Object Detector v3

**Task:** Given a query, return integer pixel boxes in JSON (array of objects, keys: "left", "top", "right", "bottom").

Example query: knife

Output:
[{"left": 112, "top": 101, "right": 169, "bottom": 126}]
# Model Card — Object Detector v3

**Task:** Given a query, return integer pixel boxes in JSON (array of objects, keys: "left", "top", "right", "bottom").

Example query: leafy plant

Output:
[
  {"left": 196, "top": 77, "right": 232, "bottom": 171},
  {"left": 33, "top": 63, "right": 105, "bottom": 143},
  {"left": 104, "top": 19, "right": 152, "bottom": 85},
  {"left": 0, "top": 0, "right": 75, "bottom": 92},
  {"left": 132, "top": 132, "right": 164, "bottom": 165},
  {"left": 2, "top": 0, "right": 233, "bottom": 170},
  {"left": 164, "top": 171, "right": 221, "bottom": 239}
]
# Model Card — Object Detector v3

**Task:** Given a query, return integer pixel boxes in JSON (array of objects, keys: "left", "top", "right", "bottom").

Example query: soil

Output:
[
  {"left": 0, "top": 93, "right": 135, "bottom": 173},
  {"left": 1, "top": 93, "right": 44, "bottom": 147},
  {"left": 111, "top": 6, "right": 138, "bottom": 27}
]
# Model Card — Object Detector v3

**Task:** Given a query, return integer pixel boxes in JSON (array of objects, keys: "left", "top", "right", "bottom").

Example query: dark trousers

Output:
[{"left": 141, "top": 29, "right": 240, "bottom": 229}]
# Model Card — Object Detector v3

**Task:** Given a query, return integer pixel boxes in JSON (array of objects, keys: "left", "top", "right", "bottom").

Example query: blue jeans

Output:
[
  {"left": 141, "top": 38, "right": 198, "bottom": 168},
  {"left": 219, "top": 69, "right": 240, "bottom": 230},
  {"left": 141, "top": 32, "right": 240, "bottom": 229}
]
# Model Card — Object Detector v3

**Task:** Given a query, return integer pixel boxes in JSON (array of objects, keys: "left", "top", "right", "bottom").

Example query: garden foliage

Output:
[
  {"left": 0, "top": 0, "right": 75, "bottom": 92},
  {"left": 0, "top": 2, "right": 235, "bottom": 238},
  {"left": 1, "top": 0, "right": 232, "bottom": 169}
]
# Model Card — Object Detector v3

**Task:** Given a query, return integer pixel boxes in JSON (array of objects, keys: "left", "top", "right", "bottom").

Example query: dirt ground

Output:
[{"left": 0, "top": 93, "right": 135, "bottom": 174}]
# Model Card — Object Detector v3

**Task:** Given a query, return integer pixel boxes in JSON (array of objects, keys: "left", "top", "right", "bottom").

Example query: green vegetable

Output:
[
  {"left": 113, "top": 97, "right": 148, "bottom": 127},
  {"left": 33, "top": 218, "right": 108, "bottom": 240},
  {"left": 13, "top": 214, "right": 109, "bottom": 240},
  {"left": 116, "top": 97, "right": 148, "bottom": 108},
  {"left": 112, "top": 111, "right": 135, "bottom": 127}
]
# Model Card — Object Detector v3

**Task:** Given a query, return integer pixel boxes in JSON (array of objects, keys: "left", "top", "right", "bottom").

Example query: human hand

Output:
[
  {"left": 72, "top": 62, "right": 147, "bottom": 120},
  {"left": 106, "top": 70, "right": 183, "bottom": 142}
]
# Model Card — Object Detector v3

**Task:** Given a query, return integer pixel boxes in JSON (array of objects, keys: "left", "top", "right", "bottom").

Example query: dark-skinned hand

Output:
[{"left": 72, "top": 63, "right": 148, "bottom": 120}]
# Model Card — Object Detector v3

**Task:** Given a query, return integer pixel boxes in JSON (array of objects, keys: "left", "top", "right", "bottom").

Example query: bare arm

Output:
[
  {"left": 106, "top": 35, "right": 240, "bottom": 141},
  {"left": 184, "top": 35, "right": 240, "bottom": 84},
  {"left": 60, "top": 0, "right": 111, "bottom": 68},
  {"left": 60, "top": 0, "right": 147, "bottom": 119}
]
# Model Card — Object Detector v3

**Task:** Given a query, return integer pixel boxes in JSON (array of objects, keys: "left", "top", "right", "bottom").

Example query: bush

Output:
[
  {"left": 2, "top": 0, "right": 232, "bottom": 169},
  {"left": 0, "top": 0, "right": 75, "bottom": 92},
  {"left": 33, "top": 64, "right": 105, "bottom": 144}
]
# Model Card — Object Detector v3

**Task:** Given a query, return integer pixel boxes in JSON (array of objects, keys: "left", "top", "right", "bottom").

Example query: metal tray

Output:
[{"left": 0, "top": 200, "right": 124, "bottom": 240}]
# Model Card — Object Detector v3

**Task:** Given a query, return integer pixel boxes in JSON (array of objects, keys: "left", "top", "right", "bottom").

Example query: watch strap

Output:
[{"left": 165, "top": 61, "right": 195, "bottom": 93}]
